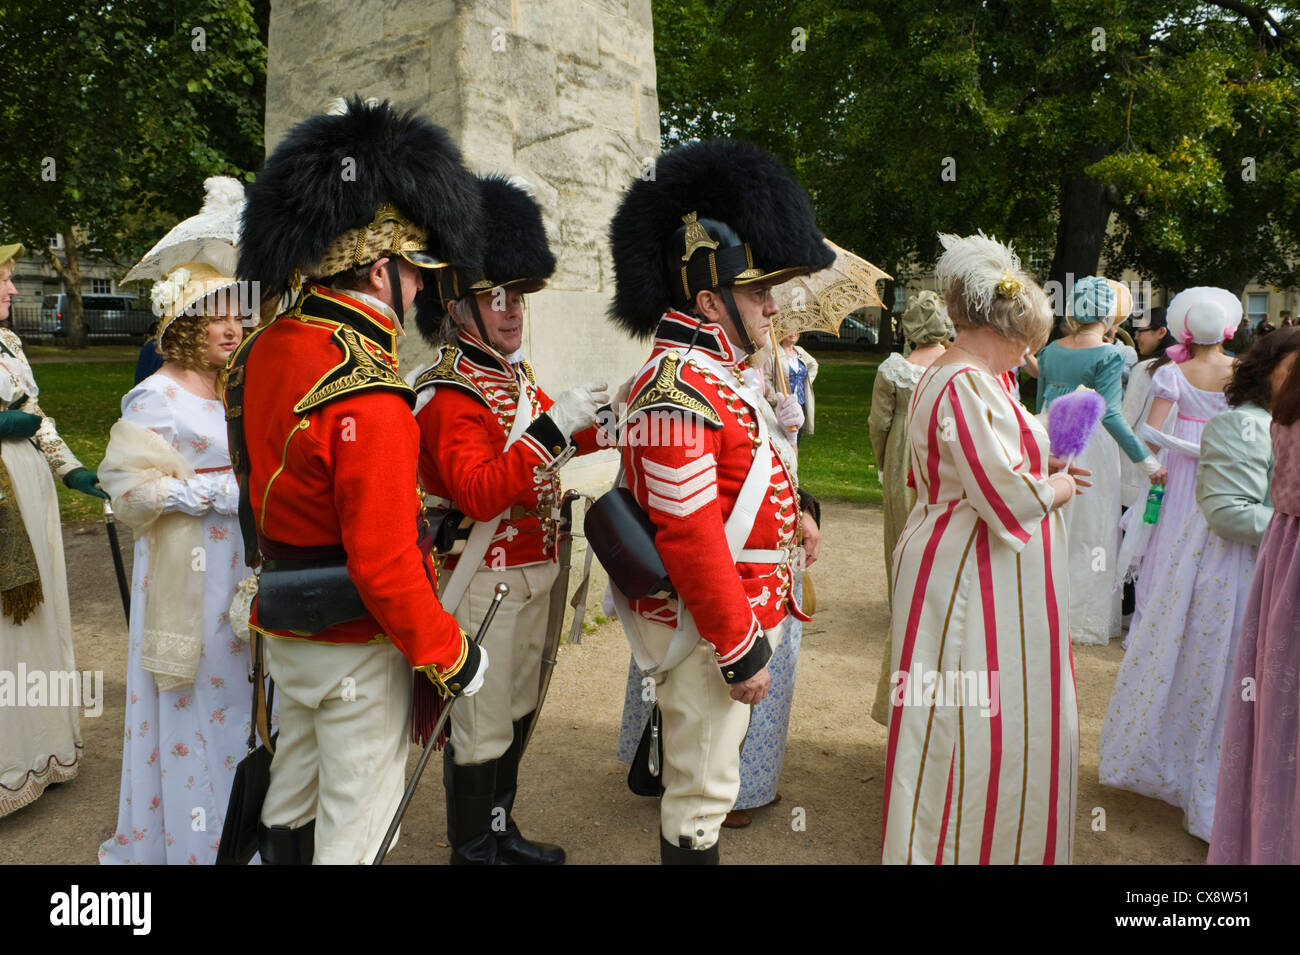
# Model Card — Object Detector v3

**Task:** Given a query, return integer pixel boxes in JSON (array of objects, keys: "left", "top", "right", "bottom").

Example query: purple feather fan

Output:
[{"left": 1048, "top": 388, "right": 1106, "bottom": 461}]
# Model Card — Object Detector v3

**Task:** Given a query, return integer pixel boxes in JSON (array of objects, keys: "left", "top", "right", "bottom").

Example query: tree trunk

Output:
[
  {"left": 44, "top": 232, "right": 86, "bottom": 349},
  {"left": 876, "top": 263, "right": 897, "bottom": 354},
  {"left": 1047, "top": 148, "right": 1114, "bottom": 318}
]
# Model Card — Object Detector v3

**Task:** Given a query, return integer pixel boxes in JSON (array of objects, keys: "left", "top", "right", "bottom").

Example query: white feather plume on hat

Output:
[
  {"left": 123, "top": 175, "right": 245, "bottom": 283},
  {"left": 935, "top": 231, "right": 1027, "bottom": 315}
]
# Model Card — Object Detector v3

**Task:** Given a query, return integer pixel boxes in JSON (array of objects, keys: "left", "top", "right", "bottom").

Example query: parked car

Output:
[
  {"left": 801, "top": 313, "right": 878, "bottom": 349},
  {"left": 40, "top": 293, "right": 155, "bottom": 339}
]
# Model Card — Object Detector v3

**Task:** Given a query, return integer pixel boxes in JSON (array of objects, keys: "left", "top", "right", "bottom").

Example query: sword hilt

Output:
[{"left": 472, "top": 582, "right": 509, "bottom": 647}]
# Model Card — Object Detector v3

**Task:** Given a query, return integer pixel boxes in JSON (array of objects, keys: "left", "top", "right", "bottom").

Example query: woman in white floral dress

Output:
[
  {"left": 98, "top": 263, "right": 251, "bottom": 864},
  {"left": 0, "top": 242, "right": 109, "bottom": 816}
]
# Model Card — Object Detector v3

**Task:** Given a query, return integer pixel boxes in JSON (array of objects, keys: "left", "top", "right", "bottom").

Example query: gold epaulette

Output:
[
  {"left": 294, "top": 323, "right": 415, "bottom": 414},
  {"left": 411, "top": 344, "right": 492, "bottom": 409},
  {"left": 624, "top": 351, "right": 723, "bottom": 428}
]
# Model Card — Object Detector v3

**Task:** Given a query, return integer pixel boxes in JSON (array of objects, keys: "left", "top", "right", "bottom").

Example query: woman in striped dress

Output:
[{"left": 882, "top": 234, "right": 1081, "bottom": 864}]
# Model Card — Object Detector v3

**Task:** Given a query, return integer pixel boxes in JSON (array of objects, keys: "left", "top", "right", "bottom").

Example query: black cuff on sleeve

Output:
[
  {"left": 525, "top": 412, "right": 570, "bottom": 459},
  {"left": 798, "top": 488, "right": 821, "bottom": 528},
  {"left": 445, "top": 638, "right": 482, "bottom": 696},
  {"left": 720, "top": 631, "right": 772, "bottom": 685}
]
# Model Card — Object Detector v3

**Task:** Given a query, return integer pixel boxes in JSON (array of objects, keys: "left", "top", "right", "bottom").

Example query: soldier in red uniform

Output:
[
  {"left": 606, "top": 140, "right": 832, "bottom": 863},
  {"left": 226, "top": 98, "right": 487, "bottom": 864},
  {"left": 411, "top": 175, "right": 609, "bottom": 864}
]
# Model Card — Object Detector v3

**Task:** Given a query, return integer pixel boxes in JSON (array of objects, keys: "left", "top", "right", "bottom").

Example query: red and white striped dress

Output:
[{"left": 881, "top": 364, "right": 1079, "bottom": 864}]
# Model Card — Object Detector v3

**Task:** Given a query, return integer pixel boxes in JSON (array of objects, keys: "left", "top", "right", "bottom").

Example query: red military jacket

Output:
[
  {"left": 227, "top": 284, "right": 469, "bottom": 675},
  {"left": 622, "top": 312, "right": 807, "bottom": 684},
  {"left": 412, "top": 331, "right": 603, "bottom": 568}
]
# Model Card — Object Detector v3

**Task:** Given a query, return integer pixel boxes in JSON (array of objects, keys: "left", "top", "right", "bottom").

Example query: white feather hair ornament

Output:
[{"left": 935, "top": 231, "right": 1026, "bottom": 315}]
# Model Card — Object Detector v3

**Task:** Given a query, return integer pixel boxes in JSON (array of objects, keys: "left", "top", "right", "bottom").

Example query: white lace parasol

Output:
[{"left": 771, "top": 239, "right": 891, "bottom": 341}]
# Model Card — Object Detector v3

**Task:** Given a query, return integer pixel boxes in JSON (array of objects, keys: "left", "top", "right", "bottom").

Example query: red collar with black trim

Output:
[
  {"left": 455, "top": 330, "right": 519, "bottom": 382},
  {"left": 298, "top": 284, "right": 401, "bottom": 361},
  {"left": 652, "top": 312, "right": 746, "bottom": 369}
]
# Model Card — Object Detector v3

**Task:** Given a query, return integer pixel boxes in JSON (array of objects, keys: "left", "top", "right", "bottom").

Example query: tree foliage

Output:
[
  {"left": 0, "top": 0, "right": 266, "bottom": 346},
  {"left": 652, "top": 0, "right": 1300, "bottom": 314}
]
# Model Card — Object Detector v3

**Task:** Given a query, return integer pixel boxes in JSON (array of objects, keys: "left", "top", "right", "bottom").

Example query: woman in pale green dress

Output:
[{"left": 868, "top": 291, "right": 950, "bottom": 726}]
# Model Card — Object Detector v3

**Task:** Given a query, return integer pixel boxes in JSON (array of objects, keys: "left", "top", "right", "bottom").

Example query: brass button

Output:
[
  {"left": 552, "top": 445, "right": 562, "bottom": 454},
  {"left": 726, "top": 670, "right": 735, "bottom": 679},
  {"left": 450, "top": 682, "right": 461, "bottom": 692}
]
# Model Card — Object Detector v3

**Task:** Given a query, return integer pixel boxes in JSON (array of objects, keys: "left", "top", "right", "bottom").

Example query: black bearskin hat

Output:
[
  {"left": 238, "top": 96, "right": 483, "bottom": 301},
  {"left": 415, "top": 174, "right": 556, "bottom": 345},
  {"left": 607, "top": 140, "right": 834, "bottom": 338}
]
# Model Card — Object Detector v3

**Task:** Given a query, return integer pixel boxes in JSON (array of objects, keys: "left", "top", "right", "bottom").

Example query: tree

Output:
[
  {"left": 1092, "top": 8, "right": 1300, "bottom": 294},
  {"left": 0, "top": 0, "right": 266, "bottom": 347},
  {"left": 652, "top": 0, "right": 1300, "bottom": 320}
]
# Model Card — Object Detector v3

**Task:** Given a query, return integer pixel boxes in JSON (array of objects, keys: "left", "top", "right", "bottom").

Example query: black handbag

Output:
[
  {"left": 585, "top": 487, "right": 672, "bottom": 599},
  {"left": 216, "top": 634, "right": 276, "bottom": 865},
  {"left": 627, "top": 704, "right": 665, "bottom": 798}
]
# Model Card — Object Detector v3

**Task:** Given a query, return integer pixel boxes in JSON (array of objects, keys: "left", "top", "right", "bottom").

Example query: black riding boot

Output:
[
  {"left": 258, "top": 820, "right": 315, "bottom": 865},
  {"left": 659, "top": 834, "right": 720, "bottom": 865},
  {"left": 443, "top": 747, "right": 500, "bottom": 865},
  {"left": 492, "top": 711, "right": 565, "bottom": 865}
]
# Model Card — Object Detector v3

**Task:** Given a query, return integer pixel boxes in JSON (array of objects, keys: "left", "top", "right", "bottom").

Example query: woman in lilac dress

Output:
[
  {"left": 1099, "top": 329, "right": 1295, "bottom": 840},
  {"left": 1122, "top": 288, "right": 1237, "bottom": 635},
  {"left": 1210, "top": 344, "right": 1300, "bottom": 864}
]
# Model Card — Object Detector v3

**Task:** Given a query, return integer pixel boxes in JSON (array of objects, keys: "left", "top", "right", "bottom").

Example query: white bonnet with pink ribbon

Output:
[{"left": 1164, "top": 286, "right": 1242, "bottom": 362}]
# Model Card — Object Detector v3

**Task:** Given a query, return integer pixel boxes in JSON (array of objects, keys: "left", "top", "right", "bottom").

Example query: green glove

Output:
[
  {"left": 0, "top": 409, "right": 43, "bottom": 439},
  {"left": 64, "top": 467, "right": 109, "bottom": 499}
]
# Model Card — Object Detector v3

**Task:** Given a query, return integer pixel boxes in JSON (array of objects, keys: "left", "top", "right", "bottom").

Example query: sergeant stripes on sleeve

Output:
[{"left": 642, "top": 453, "right": 719, "bottom": 518}]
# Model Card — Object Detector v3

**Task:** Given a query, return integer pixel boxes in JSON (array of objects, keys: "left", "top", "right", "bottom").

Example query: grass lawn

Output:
[
  {"left": 28, "top": 348, "right": 889, "bottom": 521},
  {"left": 28, "top": 358, "right": 137, "bottom": 523},
  {"left": 795, "top": 351, "right": 883, "bottom": 507}
]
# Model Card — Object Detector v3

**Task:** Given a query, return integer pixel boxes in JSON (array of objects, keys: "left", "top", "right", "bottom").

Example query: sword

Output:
[
  {"left": 372, "top": 581, "right": 508, "bottom": 865},
  {"left": 103, "top": 499, "right": 130, "bottom": 624},
  {"left": 521, "top": 491, "right": 578, "bottom": 754}
]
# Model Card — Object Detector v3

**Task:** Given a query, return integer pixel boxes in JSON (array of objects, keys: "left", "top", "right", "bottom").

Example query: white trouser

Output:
[
  {"left": 633, "top": 614, "right": 783, "bottom": 850},
  {"left": 260, "top": 637, "right": 411, "bottom": 864},
  {"left": 448, "top": 562, "right": 558, "bottom": 765}
]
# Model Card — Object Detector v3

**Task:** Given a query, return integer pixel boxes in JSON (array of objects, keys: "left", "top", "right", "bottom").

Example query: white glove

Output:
[
  {"left": 546, "top": 381, "right": 610, "bottom": 439},
  {"left": 460, "top": 645, "right": 488, "bottom": 697},
  {"left": 212, "top": 472, "right": 241, "bottom": 516},
  {"left": 776, "top": 394, "right": 805, "bottom": 432},
  {"left": 164, "top": 472, "right": 235, "bottom": 516},
  {"left": 1136, "top": 454, "right": 1162, "bottom": 476}
]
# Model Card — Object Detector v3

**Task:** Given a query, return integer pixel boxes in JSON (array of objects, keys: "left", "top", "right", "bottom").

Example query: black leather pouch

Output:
[{"left": 585, "top": 487, "right": 672, "bottom": 599}]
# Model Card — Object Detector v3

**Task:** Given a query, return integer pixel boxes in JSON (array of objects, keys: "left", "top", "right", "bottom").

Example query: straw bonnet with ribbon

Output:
[
  {"left": 414, "top": 174, "right": 556, "bottom": 347},
  {"left": 150, "top": 261, "right": 241, "bottom": 343},
  {"left": 1164, "top": 287, "right": 1241, "bottom": 363},
  {"left": 0, "top": 242, "right": 24, "bottom": 271},
  {"left": 237, "top": 96, "right": 483, "bottom": 332},
  {"left": 608, "top": 140, "right": 835, "bottom": 352}
]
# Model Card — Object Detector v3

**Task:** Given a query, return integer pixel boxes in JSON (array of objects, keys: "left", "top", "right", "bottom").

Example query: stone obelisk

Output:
[{"left": 264, "top": 0, "right": 661, "bottom": 492}]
